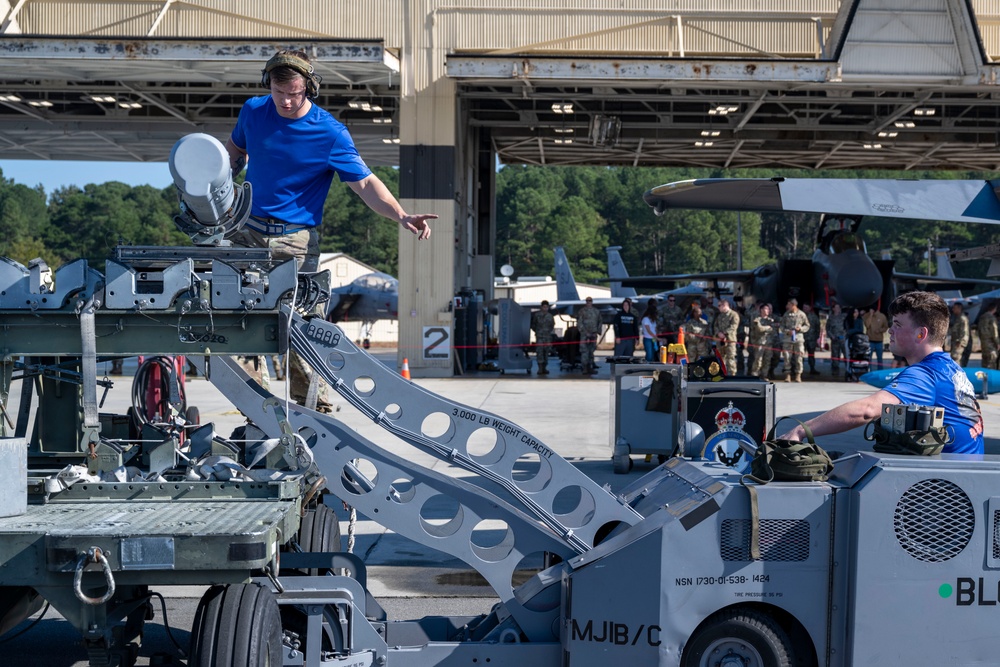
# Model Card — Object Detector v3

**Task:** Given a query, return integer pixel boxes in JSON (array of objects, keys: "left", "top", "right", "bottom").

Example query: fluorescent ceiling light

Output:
[
  {"left": 914, "top": 108, "right": 936, "bottom": 116},
  {"left": 27, "top": 100, "right": 53, "bottom": 108},
  {"left": 0, "top": 94, "right": 21, "bottom": 102},
  {"left": 877, "top": 131, "right": 898, "bottom": 138},
  {"left": 700, "top": 130, "right": 721, "bottom": 137},
  {"left": 117, "top": 101, "right": 142, "bottom": 109},
  {"left": 551, "top": 102, "right": 574, "bottom": 114},
  {"left": 553, "top": 127, "right": 574, "bottom": 134},
  {"left": 553, "top": 138, "right": 573, "bottom": 144},
  {"left": 694, "top": 140, "right": 714, "bottom": 147},
  {"left": 894, "top": 121, "right": 915, "bottom": 128},
  {"left": 89, "top": 95, "right": 116, "bottom": 103},
  {"left": 709, "top": 104, "right": 738, "bottom": 116},
  {"left": 863, "top": 142, "right": 883, "bottom": 149}
]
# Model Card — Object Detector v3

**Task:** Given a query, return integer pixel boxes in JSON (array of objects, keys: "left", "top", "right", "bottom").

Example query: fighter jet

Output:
[
  {"left": 326, "top": 271, "right": 398, "bottom": 346},
  {"left": 550, "top": 246, "right": 704, "bottom": 323},
  {"left": 620, "top": 177, "right": 1000, "bottom": 310}
]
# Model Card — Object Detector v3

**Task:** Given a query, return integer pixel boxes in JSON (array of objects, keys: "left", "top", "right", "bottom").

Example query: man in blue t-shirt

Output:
[
  {"left": 781, "top": 291, "right": 984, "bottom": 454},
  {"left": 226, "top": 49, "right": 435, "bottom": 271},
  {"left": 224, "top": 50, "right": 436, "bottom": 408}
]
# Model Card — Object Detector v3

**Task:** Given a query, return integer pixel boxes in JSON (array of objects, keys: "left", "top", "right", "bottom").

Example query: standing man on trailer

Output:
[{"left": 225, "top": 49, "right": 436, "bottom": 407}]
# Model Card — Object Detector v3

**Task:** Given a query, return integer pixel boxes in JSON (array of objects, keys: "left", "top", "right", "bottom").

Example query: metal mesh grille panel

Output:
[
  {"left": 992, "top": 510, "right": 1000, "bottom": 561},
  {"left": 894, "top": 478, "right": 975, "bottom": 563},
  {"left": 720, "top": 519, "right": 810, "bottom": 562}
]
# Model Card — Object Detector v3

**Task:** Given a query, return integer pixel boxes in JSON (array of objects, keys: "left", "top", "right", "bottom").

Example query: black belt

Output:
[{"left": 246, "top": 216, "right": 311, "bottom": 236}]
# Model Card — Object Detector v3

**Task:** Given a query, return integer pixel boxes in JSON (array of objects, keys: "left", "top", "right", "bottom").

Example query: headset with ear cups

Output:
[{"left": 260, "top": 51, "right": 322, "bottom": 99}]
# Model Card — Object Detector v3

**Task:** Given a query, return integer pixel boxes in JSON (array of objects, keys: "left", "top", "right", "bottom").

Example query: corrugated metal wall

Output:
[
  {"left": 13, "top": 1, "right": 1000, "bottom": 61},
  {"left": 11, "top": 1, "right": 830, "bottom": 58},
  {"left": 14, "top": 1, "right": 400, "bottom": 41},
  {"left": 973, "top": 0, "right": 1000, "bottom": 60}
]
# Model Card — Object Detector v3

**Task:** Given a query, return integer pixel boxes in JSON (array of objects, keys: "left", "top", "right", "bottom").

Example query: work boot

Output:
[
  {"left": 809, "top": 367, "right": 819, "bottom": 375},
  {"left": 784, "top": 374, "right": 792, "bottom": 383},
  {"left": 794, "top": 374, "right": 802, "bottom": 383}
]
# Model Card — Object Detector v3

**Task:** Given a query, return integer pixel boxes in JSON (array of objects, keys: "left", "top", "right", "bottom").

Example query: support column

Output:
[{"left": 397, "top": 0, "right": 460, "bottom": 377}]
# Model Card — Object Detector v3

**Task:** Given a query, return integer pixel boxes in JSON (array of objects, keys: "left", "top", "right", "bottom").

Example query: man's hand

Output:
[
  {"left": 777, "top": 424, "right": 807, "bottom": 441},
  {"left": 403, "top": 214, "right": 436, "bottom": 240}
]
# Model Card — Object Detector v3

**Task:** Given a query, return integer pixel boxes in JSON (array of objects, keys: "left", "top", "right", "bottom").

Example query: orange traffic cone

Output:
[{"left": 401, "top": 358, "right": 411, "bottom": 380}]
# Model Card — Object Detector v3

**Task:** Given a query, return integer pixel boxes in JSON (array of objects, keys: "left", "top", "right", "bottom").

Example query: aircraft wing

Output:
[
  {"left": 645, "top": 178, "right": 1000, "bottom": 225},
  {"left": 892, "top": 272, "right": 1000, "bottom": 292},
  {"left": 602, "top": 270, "right": 756, "bottom": 290}
]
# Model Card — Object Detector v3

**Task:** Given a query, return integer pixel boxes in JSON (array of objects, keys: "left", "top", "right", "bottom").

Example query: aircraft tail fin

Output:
[
  {"left": 554, "top": 247, "right": 581, "bottom": 302},
  {"left": 606, "top": 246, "right": 637, "bottom": 299},
  {"left": 935, "top": 247, "right": 964, "bottom": 301}
]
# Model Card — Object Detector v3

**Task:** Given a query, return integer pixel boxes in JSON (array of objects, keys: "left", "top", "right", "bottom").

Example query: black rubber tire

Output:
[
  {"left": 682, "top": 608, "right": 794, "bottom": 667},
  {"left": 297, "top": 502, "right": 342, "bottom": 551},
  {"left": 189, "top": 583, "right": 282, "bottom": 667},
  {"left": 185, "top": 405, "right": 200, "bottom": 425}
]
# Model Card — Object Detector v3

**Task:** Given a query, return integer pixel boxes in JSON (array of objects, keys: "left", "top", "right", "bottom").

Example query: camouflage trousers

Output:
[
  {"left": 983, "top": 343, "right": 998, "bottom": 370},
  {"left": 782, "top": 339, "right": 806, "bottom": 375},
  {"left": 750, "top": 342, "right": 772, "bottom": 380},
  {"left": 230, "top": 226, "right": 331, "bottom": 410},
  {"left": 535, "top": 336, "right": 552, "bottom": 367},
  {"left": 580, "top": 335, "right": 598, "bottom": 371},
  {"left": 718, "top": 341, "right": 737, "bottom": 376}
]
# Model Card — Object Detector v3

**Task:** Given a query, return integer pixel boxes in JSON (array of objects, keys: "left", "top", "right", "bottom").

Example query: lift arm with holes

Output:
[{"left": 198, "top": 308, "right": 642, "bottom": 642}]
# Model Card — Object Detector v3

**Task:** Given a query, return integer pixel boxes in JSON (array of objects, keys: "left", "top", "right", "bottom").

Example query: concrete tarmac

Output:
[{"left": 10, "top": 350, "right": 1000, "bottom": 665}]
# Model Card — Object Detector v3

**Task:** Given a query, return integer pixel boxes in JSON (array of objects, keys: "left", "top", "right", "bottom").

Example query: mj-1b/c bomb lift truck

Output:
[{"left": 1, "top": 134, "right": 999, "bottom": 666}]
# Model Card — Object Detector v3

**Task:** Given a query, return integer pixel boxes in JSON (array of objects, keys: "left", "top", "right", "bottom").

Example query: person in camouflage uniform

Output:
[
  {"left": 780, "top": 298, "right": 810, "bottom": 382},
  {"left": 802, "top": 303, "right": 822, "bottom": 375},
  {"left": 713, "top": 299, "right": 741, "bottom": 375},
  {"left": 576, "top": 296, "right": 602, "bottom": 375},
  {"left": 978, "top": 302, "right": 999, "bottom": 370},
  {"left": 948, "top": 302, "right": 970, "bottom": 366},
  {"left": 826, "top": 303, "right": 848, "bottom": 377},
  {"left": 531, "top": 300, "right": 555, "bottom": 375},
  {"left": 701, "top": 296, "right": 718, "bottom": 335},
  {"left": 750, "top": 303, "right": 776, "bottom": 380},
  {"left": 656, "top": 294, "right": 683, "bottom": 346},
  {"left": 684, "top": 303, "right": 712, "bottom": 362}
]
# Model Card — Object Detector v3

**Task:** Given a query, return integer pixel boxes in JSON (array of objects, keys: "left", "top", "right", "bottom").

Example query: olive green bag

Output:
[{"left": 747, "top": 417, "right": 834, "bottom": 483}]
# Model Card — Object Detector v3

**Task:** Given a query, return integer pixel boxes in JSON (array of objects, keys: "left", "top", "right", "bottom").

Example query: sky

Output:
[{"left": 0, "top": 159, "right": 172, "bottom": 195}]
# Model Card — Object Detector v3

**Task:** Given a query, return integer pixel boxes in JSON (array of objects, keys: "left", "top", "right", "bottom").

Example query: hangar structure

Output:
[{"left": 1, "top": 0, "right": 1000, "bottom": 375}]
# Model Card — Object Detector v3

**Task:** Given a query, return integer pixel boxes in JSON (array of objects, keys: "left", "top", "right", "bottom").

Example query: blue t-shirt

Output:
[
  {"left": 883, "top": 351, "right": 984, "bottom": 454},
  {"left": 230, "top": 96, "right": 372, "bottom": 227}
]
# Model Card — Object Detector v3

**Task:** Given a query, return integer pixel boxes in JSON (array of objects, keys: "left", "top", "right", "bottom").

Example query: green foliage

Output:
[
  {"left": 320, "top": 166, "right": 400, "bottom": 273},
  {"left": 3, "top": 163, "right": 1000, "bottom": 299}
]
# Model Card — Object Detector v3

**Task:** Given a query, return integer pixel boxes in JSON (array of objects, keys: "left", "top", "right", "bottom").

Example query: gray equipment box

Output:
[
  {"left": 495, "top": 298, "right": 533, "bottom": 374},
  {"left": 686, "top": 379, "right": 776, "bottom": 464},
  {"left": 610, "top": 362, "right": 684, "bottom": 473}
]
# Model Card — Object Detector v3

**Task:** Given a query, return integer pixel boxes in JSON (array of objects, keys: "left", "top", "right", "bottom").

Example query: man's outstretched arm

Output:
[{"left": 780, "top": 389, "right": 899, "bottom": 441}]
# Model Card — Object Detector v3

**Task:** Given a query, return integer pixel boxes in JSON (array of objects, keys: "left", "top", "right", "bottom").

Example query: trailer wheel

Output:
[
  {"left": 185, "top": 405, "right": 200, "bottom": 425},
  {"left": 682, "top": 608, "right": 794, "bottom": 667},
  {"left": 297, "top": 502, "right": 342, "bottom": 554},
  {"left": 612, "top": 443, "right": 633, "bottom": 474},
  {"left": 189, "top": 583, "right": 282, "bottom": 667}
]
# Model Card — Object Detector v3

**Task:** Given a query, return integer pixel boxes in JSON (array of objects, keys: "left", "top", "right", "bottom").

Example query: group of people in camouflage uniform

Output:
[
  {"left": 530, "top": 296, "right": 602, "bottom": 376},
  {"left": 532, "top": 289, "right": 1000, "bottom": 379},
  {"left": 947, "top": 300, "right": 1000, "bottom": 369}
]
